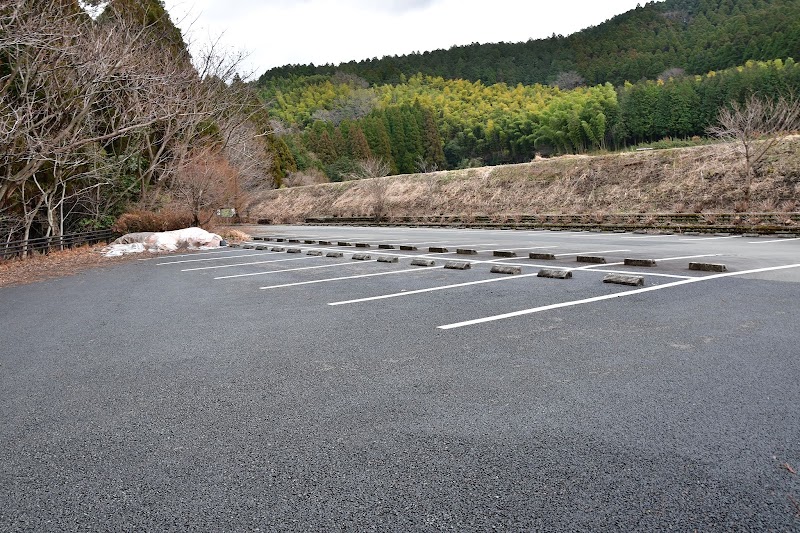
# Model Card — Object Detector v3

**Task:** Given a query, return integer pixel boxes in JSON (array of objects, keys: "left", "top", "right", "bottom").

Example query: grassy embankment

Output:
[{"left": 248, "top": 139, "right": 800, "bottom": 228}]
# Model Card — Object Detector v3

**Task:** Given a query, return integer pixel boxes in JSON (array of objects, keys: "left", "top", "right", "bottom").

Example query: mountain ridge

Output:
[{"left": 256, "top": 0, "right": 800, "bottom": 88}]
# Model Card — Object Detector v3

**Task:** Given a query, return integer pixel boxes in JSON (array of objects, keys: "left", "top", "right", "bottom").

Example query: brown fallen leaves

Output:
[{"left": 0, "top": 245, "right": 138, "bottom": 288}]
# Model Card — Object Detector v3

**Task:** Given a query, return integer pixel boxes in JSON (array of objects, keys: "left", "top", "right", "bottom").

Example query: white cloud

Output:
[{"left": 162, "top": 0, "right": 660, "bottom": 77}]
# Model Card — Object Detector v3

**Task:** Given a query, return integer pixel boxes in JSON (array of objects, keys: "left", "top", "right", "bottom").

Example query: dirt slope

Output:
[{"left": 248, "top": 139, "right": 800, "bottom": 224}]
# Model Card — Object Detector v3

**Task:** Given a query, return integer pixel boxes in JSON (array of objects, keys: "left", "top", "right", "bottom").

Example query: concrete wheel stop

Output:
[
  {"left": 624, "top": 258, "right": 657, "bottom": 267},
  {"left": 490, "top": 265, "right": 522, "bottom": 275},
  {"left": 689, "top": 262, "right": 728, "bottom": 272},
  {"left": 603, "top": 274, "right": 645, "bottom": 286},
  {"left": 530, "top": 252, "right": 556, "bottom": 260},
  {"left": 537, "top": 269, "right": 572, "bottom": 279},
  {"left": 411, "top": 258, "right": 436, "bottom": 267},
  {"left": 444, "top": 261, "right": 472, "bottom": 270}
]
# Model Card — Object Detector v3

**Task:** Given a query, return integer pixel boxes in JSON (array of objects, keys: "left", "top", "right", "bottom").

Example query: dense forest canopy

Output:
[
  {"left": 254, "top": 0, "right": 800, "bottom": 183},
  {"left": 257, "top": 0, "right": 800, "bottom": 88},
  {"left": 262, "top": 60, "right": 800, "bottom": 182}
]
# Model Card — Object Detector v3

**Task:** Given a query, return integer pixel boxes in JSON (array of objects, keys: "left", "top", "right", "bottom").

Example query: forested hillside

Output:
[
  {"left": 257, "top": 0, "right": 800, "bottom": 184},
  {"left": 0, "top": 0, "right": 282, "bottom": 246},
  {"left": 257, "top": 0, "right": 800, "bottom": 87},
  {"left": 263, "top": 60, "right": 800, "bottom": 180}
]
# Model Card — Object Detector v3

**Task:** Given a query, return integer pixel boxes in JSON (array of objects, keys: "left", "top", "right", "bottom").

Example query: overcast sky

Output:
[{"left": 161, "top": 0, "right": 660, "bottom": 78}]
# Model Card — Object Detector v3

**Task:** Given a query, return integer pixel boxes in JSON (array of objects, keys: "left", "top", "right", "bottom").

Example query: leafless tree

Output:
[
  {"left": 414, "top": 154, "right": 438, "bottom": 174},
  {"left": 170, "top": 147, "right": 237, "bottom": 227},
  {"left": 0, "top": 0, "right": 272, "bottom": 251},
  {"left": 657, "top": 67, "right": 686, "bottom": 82},
  {"left": 348, "top": 158, "right": 390, "bottom": 221},
  {"left": 312, "top": 88, "right": 378, "bottom": 125},
  {"left": 550, "top": 71, "right": 585, "bottom": 90},
  {"left": 707, "top": 94, "right": 800, "bottom": 206}
]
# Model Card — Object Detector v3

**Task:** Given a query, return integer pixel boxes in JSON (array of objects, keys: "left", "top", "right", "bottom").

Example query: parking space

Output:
[
  {"left": 147, "top": 225, "right": 800, "bottom": 332},
  {"left": 2, "top": 224, "right": 799, "bottom": 530}
]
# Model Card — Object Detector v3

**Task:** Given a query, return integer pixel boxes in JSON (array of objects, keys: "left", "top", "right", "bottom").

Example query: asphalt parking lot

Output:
[{"left": 2, "top": 225, "right": 799, "bottom": 531}]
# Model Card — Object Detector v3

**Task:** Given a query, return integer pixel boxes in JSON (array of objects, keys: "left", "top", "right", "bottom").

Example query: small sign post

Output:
[{"left": 216, "top": 208, "right": 236, "bottom": 218}]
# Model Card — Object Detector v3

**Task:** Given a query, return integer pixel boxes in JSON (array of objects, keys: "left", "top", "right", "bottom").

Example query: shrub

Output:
[
  {"left": 112, "top": 210, "right": 194, "bottom": 234},
  {"left": 210, "top": 228, "right": 251, "bottom": 242}
]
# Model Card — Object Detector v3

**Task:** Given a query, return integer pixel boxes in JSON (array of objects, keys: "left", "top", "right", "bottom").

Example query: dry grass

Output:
[
  {"left": 0, "top": 244, "right": 138, "bottom": 288},
  {"left": 207, "top": 226, "right": 251, "bottom": 242},
  {"left": 248, "top": 138, "right": 800, "bottom": 223},
  {"left": 1, "top": 226, "right": 252, "bottom": 288}
]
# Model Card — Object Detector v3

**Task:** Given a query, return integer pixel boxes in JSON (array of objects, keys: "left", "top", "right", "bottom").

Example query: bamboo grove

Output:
[{"left": 261, "top": 58, "right": 800, "bottom": 181}]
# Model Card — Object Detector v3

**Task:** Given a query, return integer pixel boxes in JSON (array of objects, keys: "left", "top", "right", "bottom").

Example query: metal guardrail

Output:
[
  {"left": 0, "top": 229, "right": 115, "bottom": 261},
  {"left": 301, "top": 212, "right": 800, "bottom": 234}
]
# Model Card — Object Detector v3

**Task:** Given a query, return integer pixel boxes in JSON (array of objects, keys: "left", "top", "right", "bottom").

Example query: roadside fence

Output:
[{"left": 1, "top": 229, "right": 115, "bottom": 261}]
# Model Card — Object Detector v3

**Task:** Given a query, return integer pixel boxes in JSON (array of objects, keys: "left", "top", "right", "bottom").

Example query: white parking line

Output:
[
  {"left": 138, "top": 249, "right": 248, "bottom": 261},
  {"left": 214, "top": 262, "right": 355, "bottom": 279},
  {"left": 655, "top": 254, "right": 721, "bottom": 261},
  {"left": 678, "top": 236, "right": 738, "bottom": 241},
  {"left": 748, "top": 237, "right": 800, "bottom": 244},
  {"left": 437, "top": 263, "right": 800, "bottom": 329},
  {"left": 574, "top": 262, "right": 626, "bottom": 270},
  {"left": 259, "top": 266, "right": 446, "bottom": 289},
  {"left": 621, "top": 235, "right": 676, "bottom": 240},
  {"left": 554, "top": 249, "right": 631, "bottom": 257},
  {"left": 328, "top": 272, "right": 544, "bottom": 306},
  {"left": 157, "top": 252, "right": 279, "bottom": 265},
  {"left": 578, "top": 269, "right": 696, "bottom": 279},
  {"left": 181, "top": 256, "right": 320, "bottom": 272}
]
